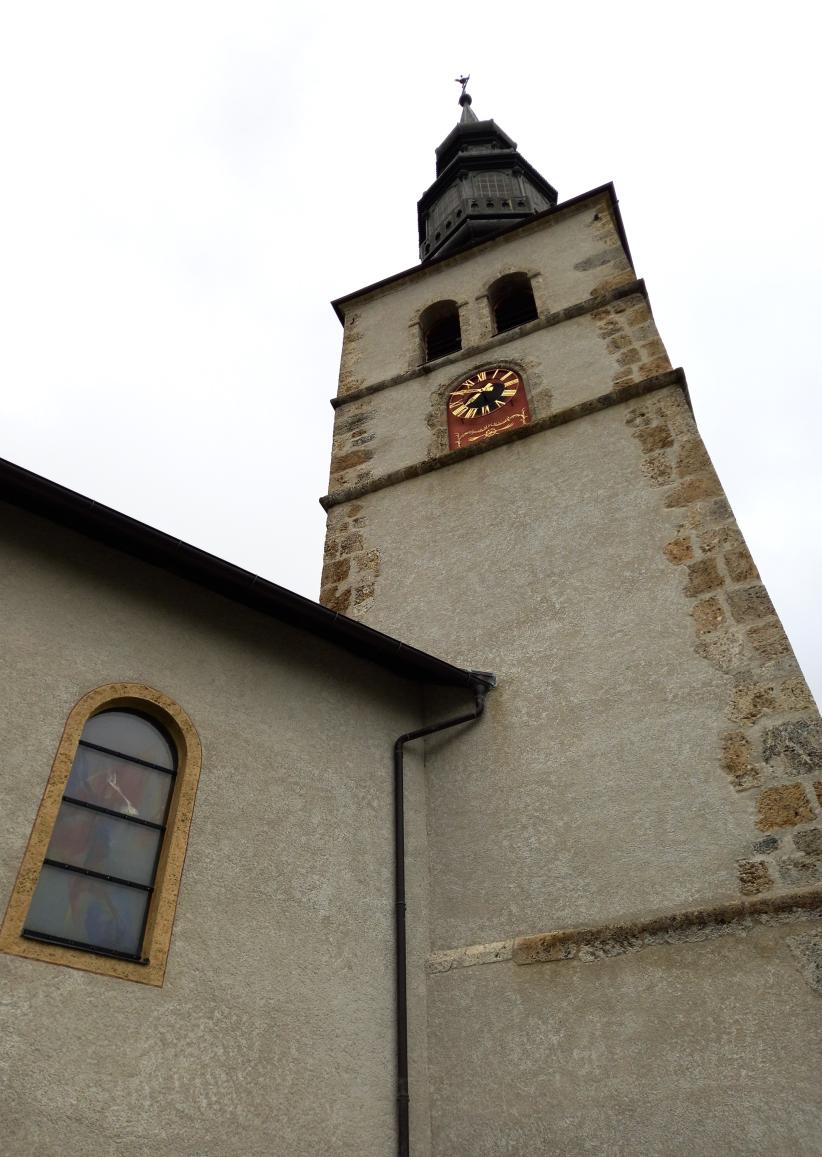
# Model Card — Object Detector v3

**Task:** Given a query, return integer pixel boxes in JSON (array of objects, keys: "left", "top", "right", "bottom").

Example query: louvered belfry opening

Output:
[
  {"left": 421, "top": 300, "right": 461, "bottom": 362},
  {"left": 489, "top": 273, "right": 538, "bottom": 334}
]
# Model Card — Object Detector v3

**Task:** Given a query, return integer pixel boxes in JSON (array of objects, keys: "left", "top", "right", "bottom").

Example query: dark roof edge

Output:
[
  {"left": 331, "top": 182, "right": 632, "bottom": 322},
  {"left": 0, "top": 456, "right": 491, "bottom": 692}
]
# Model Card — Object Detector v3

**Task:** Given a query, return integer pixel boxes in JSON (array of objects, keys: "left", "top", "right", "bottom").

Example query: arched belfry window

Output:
[
  {"left": 420, "top": 300, "right": 461, "bottom": 362},
  {"left": 0, "top": 684, "right": 202, "bottom": 985},
  {"left": 488, "top": 273, "right": 538, "bottom": 334}
]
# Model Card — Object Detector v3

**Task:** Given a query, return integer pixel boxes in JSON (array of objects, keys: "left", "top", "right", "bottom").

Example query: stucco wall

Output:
[
  {"left": 426, "top": 921, "right": 822, "bottom": 1156},
  {"left": 352, "top": 389, "right": 821, "bottom": 1153},
  {"left": 0, "top": 504, "right": 431, "bottom": 1156},
  {"left": 359, "top": 394, "right": 761, "bottom": 942}
]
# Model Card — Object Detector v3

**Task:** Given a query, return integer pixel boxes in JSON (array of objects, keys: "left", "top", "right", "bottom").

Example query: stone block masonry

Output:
[
  {"left": 627, "top": 389, "right": 822, "bottom": 897},
  {"left": 320, "top": 501, "right": 381, "bottom": 620}
]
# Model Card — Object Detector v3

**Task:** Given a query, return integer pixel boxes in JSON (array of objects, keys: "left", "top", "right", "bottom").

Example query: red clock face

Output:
[
  {"left": 448, "top": 367, "right": 521, "bottom": 419},
  {"left": 446, "top": 366, "right": 530, "bottom": 450}
]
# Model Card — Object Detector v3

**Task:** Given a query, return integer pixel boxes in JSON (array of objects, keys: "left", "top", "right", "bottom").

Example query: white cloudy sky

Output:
[{"left": 1, "top": 1, "right": 820, "bottom": 698}]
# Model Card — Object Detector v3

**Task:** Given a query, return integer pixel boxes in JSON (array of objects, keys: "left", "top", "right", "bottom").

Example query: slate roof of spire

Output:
[{"left": 417, "top": 89, "right": 557, "bottom": 262}]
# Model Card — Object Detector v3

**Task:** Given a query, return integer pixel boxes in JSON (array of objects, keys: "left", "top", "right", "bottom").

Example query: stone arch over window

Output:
[
  {"left": 0, "top": 683, "right": 202, "bottom": 986},
  {"left": 488, "top": 272, "right": 539, "bottom": 334},
  {"left": 419, "top": 299, "right": 462, "bottom": 362}
]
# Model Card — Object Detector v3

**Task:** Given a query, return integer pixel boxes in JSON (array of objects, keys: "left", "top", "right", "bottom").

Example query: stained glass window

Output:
[{"left": 23, "top": 710, "right": 177, "bottom": 963}]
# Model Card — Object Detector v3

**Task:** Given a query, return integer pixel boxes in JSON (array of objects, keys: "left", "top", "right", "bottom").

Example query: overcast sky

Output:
[{"left": 1, "top": 1, "right": 819, "bottom": 699}]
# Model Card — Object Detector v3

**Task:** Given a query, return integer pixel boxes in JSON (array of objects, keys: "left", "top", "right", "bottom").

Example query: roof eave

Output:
[{"left": 0, "top": 456, "right": 491, "bottom": 692}]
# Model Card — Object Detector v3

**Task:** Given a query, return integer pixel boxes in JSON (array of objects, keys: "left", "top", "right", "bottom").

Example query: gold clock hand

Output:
[{"left": 452, "top": 383, "right": 496, "bottom": 397}]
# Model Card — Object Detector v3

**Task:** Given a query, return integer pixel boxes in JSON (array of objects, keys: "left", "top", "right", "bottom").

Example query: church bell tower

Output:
[{"left": 320, "top": 87, "right": 822, "bottom": 1155}]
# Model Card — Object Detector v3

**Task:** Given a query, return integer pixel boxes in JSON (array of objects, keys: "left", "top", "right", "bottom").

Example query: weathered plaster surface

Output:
[
  {"left": 0, "top": 505, "right": 428, "bottom": 1156},
  {"left": 357, "top": 394, "right": 774, "bottom": 945},
  {"left": 427, "top": 920, "right": 822, "bottom": 1156}
]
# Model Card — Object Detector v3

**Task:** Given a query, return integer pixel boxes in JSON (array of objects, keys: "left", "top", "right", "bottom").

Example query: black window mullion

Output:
[
  {"left": 78, "top": 739, "right": 177, "bottom": 775},
  {"left": 20, "top": 929, "right": 149, "bottom": 965},
  {"left": 61, "top": 794, "right": 165, "bottom": 832},
  {"left": 43, "top": 857, "right": 154, "bottom": 893}
]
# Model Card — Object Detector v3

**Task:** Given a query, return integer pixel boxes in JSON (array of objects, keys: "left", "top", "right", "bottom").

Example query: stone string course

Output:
[
  {"left": 331, "top": 278, "right": 651, "bottom": 411},
  {"left": 321, "top": 367, "right": 687, "bottom": 515},
  {"left": 627, "top": 390, "right": 822, "bottom": 896},
  {"left": 426, "top": 889, "right": 822, "bottom": 981}
]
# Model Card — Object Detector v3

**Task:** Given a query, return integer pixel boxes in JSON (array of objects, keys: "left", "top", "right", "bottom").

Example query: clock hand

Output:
[{"left": 452, "top": 384, "right": 496, "bottom": 396}]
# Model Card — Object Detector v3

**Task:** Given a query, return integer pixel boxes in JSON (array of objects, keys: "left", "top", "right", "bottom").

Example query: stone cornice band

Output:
[
  {"left": 321, "top": 366, "right": 689, "bottom": 512},
  {"left": 426, "top": 886, "right": 822, "bottom": 974},
  {"left": 330, "top": 278, "right": 649, "bottom": 411}
]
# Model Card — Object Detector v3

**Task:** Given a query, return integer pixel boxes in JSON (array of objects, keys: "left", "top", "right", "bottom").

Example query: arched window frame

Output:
[
  {"left": 487, "top": 272, "right": 539, "bottom": 335},
  {"left": 418, "top": 299, "right": 462, "bottom": 363},
  {"left": 0, "top": 683, "right": 202, "bottom": 986}
]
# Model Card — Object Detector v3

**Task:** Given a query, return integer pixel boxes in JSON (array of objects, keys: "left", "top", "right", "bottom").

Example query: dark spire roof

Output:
[
  {"left": 417, "top": 86, "right": 557, "bottom": 263},
  {"left": 458, "top": 90, "right": 478, "bottom": 125}
]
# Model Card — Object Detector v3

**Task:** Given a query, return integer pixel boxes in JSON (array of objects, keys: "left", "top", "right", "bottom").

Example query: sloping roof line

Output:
[{"left": 0, "top": 457, "right": 490, "bottom": 691}]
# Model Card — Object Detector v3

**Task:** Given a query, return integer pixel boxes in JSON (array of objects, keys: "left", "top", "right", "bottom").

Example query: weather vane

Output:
[{"left": 455, "top": 75, "right": 470, "bottom": 105}]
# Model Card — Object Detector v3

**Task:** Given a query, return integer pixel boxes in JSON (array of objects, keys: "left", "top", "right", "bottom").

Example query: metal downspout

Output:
[{"left": 393, "top": 672, "right": 496, "bottom": 1157}]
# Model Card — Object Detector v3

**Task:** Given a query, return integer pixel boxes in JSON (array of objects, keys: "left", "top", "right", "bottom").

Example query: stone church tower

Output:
[{"left": 321, "top": 89, "right": 822, "bottom": 1153}]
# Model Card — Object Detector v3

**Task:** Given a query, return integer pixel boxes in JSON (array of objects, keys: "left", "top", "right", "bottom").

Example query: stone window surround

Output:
[
  {"left": 483, "top": 269, "right": 545, "bottom": 338},
  {"left": 345, "top": 277, "right": 646, "bottom": 412},
  {"left": 407, "top": 268, "right": 546, "bottom": 374},
  {"left": 416, "top": 298, "right": 463, "bottom": 365},
  {"left": 0, "top": 682, "right": 203, "bottom": 986}
]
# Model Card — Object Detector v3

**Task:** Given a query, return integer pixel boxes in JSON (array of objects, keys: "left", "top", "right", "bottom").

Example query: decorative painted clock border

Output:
[{"left": 446, "top": 364, "right": 531, "bottom": 450}]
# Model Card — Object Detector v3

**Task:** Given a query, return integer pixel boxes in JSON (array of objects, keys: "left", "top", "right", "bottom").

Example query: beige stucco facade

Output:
[{"left": 0, "top": 501, "right": 452, "bottom": 1156}]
